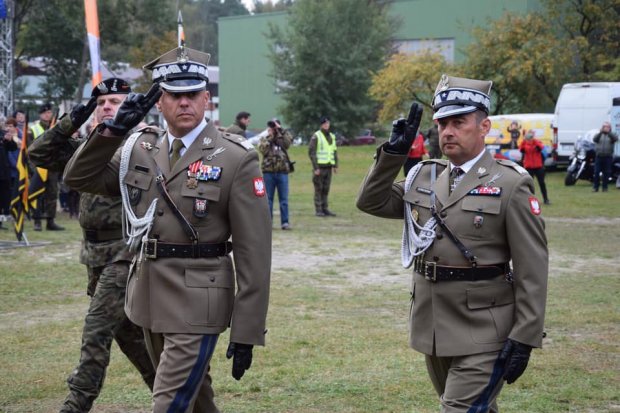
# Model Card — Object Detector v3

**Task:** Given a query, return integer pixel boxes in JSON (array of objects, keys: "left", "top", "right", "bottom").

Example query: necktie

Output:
[
  {"left": 449, "top": 167, "right": 464, "bottom": 193},
  {"left": 170, "top": 139, "right": 184, "bottom": 168}
]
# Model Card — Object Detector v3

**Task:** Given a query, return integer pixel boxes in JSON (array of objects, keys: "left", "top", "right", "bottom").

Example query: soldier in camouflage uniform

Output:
[
  {"left": 29, "top": 78, "right": 155, "bottom": 413},
  {"left": 258, "top": 118, "right": 293, "bottom": 229}
]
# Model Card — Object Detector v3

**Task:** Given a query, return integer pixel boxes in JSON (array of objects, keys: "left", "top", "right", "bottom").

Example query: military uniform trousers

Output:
[
  {"left": 312, "top": 166, "right": 333, "bottom": 213},
  {"left": 144, "top": 330, "right": 219, "bottom": 413},
  {"left": 61, "top": 261, "right": 155, "bottom": 413},
  {"left": 425, "top": 349, "right": 506, "bottom": 413},
  {"left": 33, "top": 170, "right": 60, "bottom": 220}
]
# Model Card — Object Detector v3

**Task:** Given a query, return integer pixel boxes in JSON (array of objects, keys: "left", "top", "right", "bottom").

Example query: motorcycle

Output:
[
  {"left": 564, "top": 136, "right": 596, "bottom": 186},
  {"left": 565, "top": 133, "right": 620, "bottom": 186}
]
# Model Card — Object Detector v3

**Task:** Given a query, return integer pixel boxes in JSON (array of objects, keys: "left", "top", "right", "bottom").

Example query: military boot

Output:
[
  {"left": 46, "top": 219, "right": 65, "bottom": 231},
  {"left": 34, "top": 220, "right": 42, "bottom": 231}
]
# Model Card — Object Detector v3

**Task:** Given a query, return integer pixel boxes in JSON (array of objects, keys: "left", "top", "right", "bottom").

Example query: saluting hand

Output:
[
  {"left": 104, "top": 83, "right": 162, "bottom": 136},
  {"left": 384, "top": 102, "right": 423, "bottom": 155},
  {"left": 70, "top": 95, "right": 98, "bottom": 128}
]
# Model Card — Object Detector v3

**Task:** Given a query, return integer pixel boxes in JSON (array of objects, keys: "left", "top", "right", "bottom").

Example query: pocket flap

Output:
[
  {"left": 185, "top": 265, "right": 233, "bottom": 288},
  {"left": 181, "top": 184, "right": 221, "bottom": 201},
  {"left": 403, "top": 190, "right": 432, "bottom": 209},
  {"left": 123, "top": 169, "right": 153, "bottom": 190},
  {"left": 467, "top": 283, "right": 514, "bottom": 309},
  {"left": 461, "top": 197, "right": 502, "bottom": 215}
]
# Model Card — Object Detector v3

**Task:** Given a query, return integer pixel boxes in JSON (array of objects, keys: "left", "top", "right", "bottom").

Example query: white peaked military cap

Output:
[
  {"left": 432, "top": 74, "right": 493, "bottom": 120},
  {"left": 143, "top": 47, "right": 211, "bottom": 93}
]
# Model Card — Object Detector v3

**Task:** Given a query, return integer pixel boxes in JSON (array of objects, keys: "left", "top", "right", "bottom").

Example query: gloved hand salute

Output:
[
  {"left": 70, "top": 95, "right": 98, "bottom": 128},
  {"left": 104, "top": 83, "right": 162, "bottom": 136},
  {"left": 499, "top": 338, "right": 532, "bottom": 384},
  {"left": 384, "top": 101, "right": 423, "bottom": 155},
  {"left": 226, "top": 342, "right": 253, "bottom": 380}
]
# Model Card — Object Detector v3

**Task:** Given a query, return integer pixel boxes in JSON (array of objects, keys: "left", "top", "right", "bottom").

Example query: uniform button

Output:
[
  {"left": 433, "top": 256, "right": 439, "bottom": 262},
  {"left": 440, "top": 210, "right": 447, "bottom": 218},
  {"left": 157, "top": 209, "right": 164, "bottom": 216},
  {"left": 210, "top": 276, "right": 215, "bottom": 282}
]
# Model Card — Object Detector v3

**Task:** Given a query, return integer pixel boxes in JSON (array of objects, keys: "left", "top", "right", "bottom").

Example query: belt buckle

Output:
[
  {"left": 425, "top": 261, "right": 437, "bottom": 282},
  {"left": 145, "top": 239, "right": 157, "bottom": 259}
]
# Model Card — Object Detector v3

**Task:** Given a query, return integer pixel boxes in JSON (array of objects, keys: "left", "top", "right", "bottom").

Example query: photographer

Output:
[{"left": 258, "top": 118, "right": 293, "bottom": 230}]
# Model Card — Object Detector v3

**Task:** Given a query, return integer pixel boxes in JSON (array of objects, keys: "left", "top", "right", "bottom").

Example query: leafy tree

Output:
[
  {"left": 463, "top": 12, "right": 571, "bottom": 114},
  {"left": 266, "top": 0, "right": 395, "bottom": 139},
  {"left": 253, "top": 0, "right": 293, "bottom": 14},
  {"left": 179, "top": 0, "right": 250, "bottom": 64},
  {"left": 543, "top": 0, "right": 620, "bottom": 80},
  {"left": 369, "top": 51, "right": 459, "bottom": 127},
  {"left": 129, "top": 31, "right": 178, "bottom": 92}
]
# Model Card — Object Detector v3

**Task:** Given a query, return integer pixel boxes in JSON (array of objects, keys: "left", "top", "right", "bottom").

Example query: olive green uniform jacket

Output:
[
  {"left": 64, "top": 122, "right": 271, "bottom": 346},
  {"left": 357, "top": 147, "right": 548, "bottom": 356},
  {"left": 29, "top": 115, "right": 131, "bottom": 268}
]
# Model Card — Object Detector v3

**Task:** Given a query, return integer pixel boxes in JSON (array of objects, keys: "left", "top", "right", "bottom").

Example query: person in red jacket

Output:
[
  {"left": 403, "top": 132, "right": 428, "bottom": 176},
  {"left": 519, "top": 129, "right": 550, "bottom": 204}
]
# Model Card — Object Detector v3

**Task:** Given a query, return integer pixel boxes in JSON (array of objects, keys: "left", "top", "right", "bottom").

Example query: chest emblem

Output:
[
  {"left": 468, "top": 186, "right": 502, "bottom": 196},
  {"left": 188, "top": 161, "right": 222, "bottom": 182},
  {"left": 140, "top": 141, "right": 153, "bottom": 150},
  {"left": 206, "top": 147, "right": 226, "bottom": 161}
]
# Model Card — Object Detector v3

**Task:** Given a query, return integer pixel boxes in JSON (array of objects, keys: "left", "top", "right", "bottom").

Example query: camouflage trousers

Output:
[
  {"left": 312, "top": 166, "right": 333, "bottom": 213},
  {"left": 60, "top": 261, "right": 155, "bottom": 413}
]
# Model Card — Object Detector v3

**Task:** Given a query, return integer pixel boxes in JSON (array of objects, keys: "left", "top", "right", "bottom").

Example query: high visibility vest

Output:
[
  {"left": 314, "top": 130, "right": 337, "bottom": 165},
  {"left": 30, "top": 122, "right": 45, "bottom": 139}
]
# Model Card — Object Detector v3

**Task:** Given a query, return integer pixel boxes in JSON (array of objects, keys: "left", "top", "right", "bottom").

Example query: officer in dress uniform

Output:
[
  {"left": 65, "top": 45, "right": 271, "bottom": 413},
  {"left": 356, "top": 75, "right": 548, "bottom": 412}
]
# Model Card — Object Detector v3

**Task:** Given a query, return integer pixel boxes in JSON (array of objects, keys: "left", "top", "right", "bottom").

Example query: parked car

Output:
[{"left": 336, "top": 129, "right": 377, "bottom": 146}]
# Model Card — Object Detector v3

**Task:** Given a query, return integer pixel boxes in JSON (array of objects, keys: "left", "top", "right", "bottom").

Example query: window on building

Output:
[{"left": 394, "top": 38, "right": 455, "bottom": 62}]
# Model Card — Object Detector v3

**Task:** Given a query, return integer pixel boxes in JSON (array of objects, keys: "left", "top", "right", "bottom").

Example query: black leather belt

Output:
[
  {"left": 83, "top": 228, "right": 123, "bottom": 242},
  {"left": 144, "top": 239, "right": 232, "bottom": 259},
  {"left": 419, "top": 262, "right": 509, "bottom": 282}
]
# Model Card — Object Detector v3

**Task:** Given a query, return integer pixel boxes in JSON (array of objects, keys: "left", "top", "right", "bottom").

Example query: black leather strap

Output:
[
  {"left": 420, "top": 262, "right": 509, "bottom": 282},
  {"left": 144, "top": 240, "right": 232, "bottom": 259},
  {"left": 155, "top": 172, "right": 199, "bottom": 243}
]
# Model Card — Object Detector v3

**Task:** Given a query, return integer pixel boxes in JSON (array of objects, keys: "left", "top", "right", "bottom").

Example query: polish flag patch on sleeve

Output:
[
  {"left": 529, "top": 196, "right": 541, "bottom": 215},
  {"left": 253, "top": 177, "right": 266, "bottom": 197}
]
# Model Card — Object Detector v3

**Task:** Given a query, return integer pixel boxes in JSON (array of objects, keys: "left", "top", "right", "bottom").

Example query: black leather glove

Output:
[
  {"left": 226, "top": 342, "right": 253, "bottom": 380},
  {"left": 70, "top": 95, "right": 98, "bottom": 128},
  {"left": 103, "top": 83, "right": 162, "bottom": 136},
  {"left": 499, "top": 339, "right": 532, "bottom": 384},
  {"left": 384, "top": 102, "right": 423, "bottom": 155}
]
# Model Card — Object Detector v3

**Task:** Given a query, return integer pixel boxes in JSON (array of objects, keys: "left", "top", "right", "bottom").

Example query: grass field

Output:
[{"left": 0, "top": 145, "right": 618, "bottom": 412}]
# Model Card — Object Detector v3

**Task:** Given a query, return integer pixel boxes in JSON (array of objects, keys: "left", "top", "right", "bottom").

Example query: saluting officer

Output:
[
  {"left": 357, "top": 75, "right": 548, "bottom": 412},
  {"left": 65, "top": 46, "right": 271, "bottom": 413},
  {"left": 29, "top": 77, "right": 155, "bottom": 412}
]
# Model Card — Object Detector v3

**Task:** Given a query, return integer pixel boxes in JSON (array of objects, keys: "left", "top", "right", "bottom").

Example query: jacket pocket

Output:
[
  {"left": 459, "top": 197, "right": 502, "bottom": 240},
  {"left": 123, "top": 169, "right": 153, "bottom": 215},
  {"left": 184, "top": 260, "right": 234, "bottom": 327},
  {"left": 466, "top": 282, "right": 514, "bottom": 344},
  {"left": 180, "top": 184, "right": 221, "bottom": 226}
]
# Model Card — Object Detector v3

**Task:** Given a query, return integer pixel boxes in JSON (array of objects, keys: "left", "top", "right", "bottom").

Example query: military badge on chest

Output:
[
  {"left": 128, "top": 186, "right": 141, "bottom": 205},
  {"left": 187, "top": 160, "right": 222, "bottom": 189},
  {"left": 193, "top": 198, "right": 209, "bottom": 218}
]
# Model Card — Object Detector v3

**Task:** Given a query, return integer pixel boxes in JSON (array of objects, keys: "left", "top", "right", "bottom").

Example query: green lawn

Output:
[{"left": 0, "top": 145, "right": 618, "bottom": 412}]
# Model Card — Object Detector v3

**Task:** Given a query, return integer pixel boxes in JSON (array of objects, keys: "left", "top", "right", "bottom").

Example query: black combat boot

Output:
[{"left": 46, "top": 219, "right": 65, "bottom": 231}]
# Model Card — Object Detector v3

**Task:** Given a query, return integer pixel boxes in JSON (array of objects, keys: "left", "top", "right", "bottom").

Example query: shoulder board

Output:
[
  {"left": 217, "top": 127, "right": 227, "bottom": 132},
  {"left": 496, "top": 159, "right": 528, "bottom": 175},
  {"left": 222, "top": 132, "right": 254, "bottom": 151},
  {"left": 136, "top": 125, "right": 163, "bottom": 135},
  {"left": 420, "top": 158, "right": 449, "bottom": 166}
]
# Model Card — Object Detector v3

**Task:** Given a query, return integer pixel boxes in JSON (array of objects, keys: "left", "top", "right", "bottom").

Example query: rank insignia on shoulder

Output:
[
  {"left": 253, "top": 177, "right": 266, "bottom": 197},
  {"left": 468, "top": 186, "right": 501, "bottom": 196},
  {"left": 416, "top": 187, "right": 432, "bottom": 195},
  {"left": 529, "top": 196, "right": 541, "bottom": 215}
]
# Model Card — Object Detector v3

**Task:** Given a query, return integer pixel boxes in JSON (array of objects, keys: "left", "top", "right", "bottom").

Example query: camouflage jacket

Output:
[
  {"left": 28, "top": 115, "right": 132, "bottom": 266},
  {"left": 257, "top": 129, "right": 292, "bottom": 173}
]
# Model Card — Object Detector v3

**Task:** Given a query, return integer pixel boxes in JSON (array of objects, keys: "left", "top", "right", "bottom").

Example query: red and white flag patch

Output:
[
  {"left": 529, "top": 196, "right": 541, "bottom": 215},
  {"left": 253, "top": 177, "right": 266, "bottom": 197}
]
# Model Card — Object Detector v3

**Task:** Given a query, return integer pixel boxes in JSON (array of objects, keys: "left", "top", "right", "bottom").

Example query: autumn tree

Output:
[
  {"left": 463, "top": 12, "right": 572, "bottom": 114},
  {"left": 369, "top": 51, "right": 459, "bottom": 127},
  {"left": 266, "top": 0, "right": 394, "bottom": 139}
]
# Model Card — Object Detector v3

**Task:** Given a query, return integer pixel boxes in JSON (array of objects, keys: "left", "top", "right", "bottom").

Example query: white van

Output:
[{"left": 553, "top": 82, "right": 620, "bottom": 165}]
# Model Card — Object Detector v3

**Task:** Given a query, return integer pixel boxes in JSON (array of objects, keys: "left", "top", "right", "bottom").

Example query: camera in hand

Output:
[{"left": 267, "top": 120, "right": 277, "bottom": 128}]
